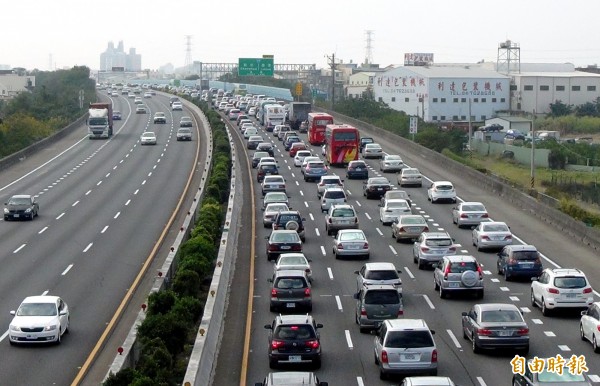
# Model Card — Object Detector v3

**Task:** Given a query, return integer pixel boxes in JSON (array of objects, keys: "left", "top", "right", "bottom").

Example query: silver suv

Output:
[
  {"left": 355, "top": 262, "right": 402, "bottom": 294},
  {"left": 412, "top": 232, "right": 456, "bottom": 270},
  {"left": 320, "top": 188, "right": 347, "bottom": 212},
  {"left": 374, "top": 319, "right": 438, "bottom": 379},
  {"left": 325, "top": 204, "right": 358, "bottom": 235},
  {"left": 255, "top": 372, "right": 328, "bottom": 386},
  {"left": 354, "top": 284, "right": 403, "bottom": 333},
  {"left": 433, "top": 255, "right": 484, "bottom": 299}
]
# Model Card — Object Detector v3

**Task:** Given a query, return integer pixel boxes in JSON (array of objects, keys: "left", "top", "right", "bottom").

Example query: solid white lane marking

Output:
[
  {"left": 389, "top": 245, "right": 397, "bottom": 255},
  {"left": 320, "top": 246, "right": 326, "bottom": 256},
  {"left": 423, "top": 295, "right": 435, "bottom": 309},
  {"left": 447, "top": 329, "right": 462, "bottom": 349},
  {"left": 327, "top": 268, "right": 334, "bottom": 280},
  {"left": 83, "top": 243, "right": 93, "bottom": 253},
  {"left": 13, "top": 244, "right": 26, "bottom": 253},
  {"left": 376, "top": 228, "right": 383, "bottom": 236},
  {"left": 56, "top": 213, "right": 65, "bottom": 220},
  {"left": 38, "top": 227, "right": 48, "bottom": 234},
  {"left": 101, "top": 226, "right": 109, "bottom": 233},
  {"left": 544, "top": 331, "right": 556, "bottom": 337},
  {"left": 61, "top": 264, "right": 73, "bottom": 276},
  {"left": 114, "top": 212, "right": 120, "bottom": 219},
  {"left": 315, "top": 228, "right": 320, "bottom": 236},
  {"left": 355, "top": 201, "right": 361, "bottom": 207},
  {"left": 404, "top": 267, "right": 415, "bottom": 279},
  {"left": 531, "top": 319, "right": 543, "bottom": 325},
  {"left": 345, "top": 330, "right": 353, "bottom": 349},
  {"left": 335, "top": 296, "right": 343, "bottom": 311},
  {"left": 72, "top": 200, "right": 79, "bottom": 207}
]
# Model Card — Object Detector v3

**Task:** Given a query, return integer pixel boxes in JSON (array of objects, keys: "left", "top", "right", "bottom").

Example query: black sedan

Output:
[
  {"left": 265, "top": 230, "right": 303, "bottom": 261},
  {"left": 256, "top": 142, "right": 275, "bottom": 157},
  {"left": 363, "top": 177, "right": 393, "bottom": 199},
  {"left": 4, "top": 194, "right": 40, "bottom": 221},
  {"left": 461, "top": 303, "right": 529, "bottom": 355},
  {"left": 346, "top": 160, "right": 369, "bottom": 180}
]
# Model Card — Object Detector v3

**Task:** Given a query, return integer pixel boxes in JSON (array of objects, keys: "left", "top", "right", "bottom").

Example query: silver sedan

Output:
[
  {"left": 471, "top": 221, "right": 512, "bottom": 251},
  {"left": 332, "top": 229, "right": 369, "bottom": 260},
  {"left": 391, "top": 215, "right": 429, "bottom": 242},
  {"left": 379, "top": 154, "right": 404, "bottom": 172},
  {"left": 451, "top": 202, "right": 489, "bottom": 228}
]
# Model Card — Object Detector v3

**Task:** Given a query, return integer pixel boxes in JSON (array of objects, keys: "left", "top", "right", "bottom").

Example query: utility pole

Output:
[
  {"left": 326, "top": 53, "right": 336, "bottom": 107},
  {"left": 530, "top": 109, "right": 536, "bottom": 190}
]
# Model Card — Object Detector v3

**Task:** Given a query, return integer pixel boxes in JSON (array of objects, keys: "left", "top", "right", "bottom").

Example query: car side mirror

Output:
[
  {"left": 261, "top": 208, "right": 265, "bottom": 211},
  {"left": 581, "top": 310, "right": 588, "bottom": 316},
  {"left": 10, "top": 310, "right": 16, "bottom": 316},
  {"left": 319, "top": 382, "right": 329, "bottom": 386},
  {"left": 378, "top": 203, "right": 382, "bottom": 207},
  {"left": 264, "top": 324, "right": 272, "bottom": 330},
  {"left": 354, "top": 270, "right": 359, "bottom": 274},
  {"left": 59, "top": 310, "right": 67, "bottom": 316},
  {"left": 397, "top": 270, "right": 402, "bottom": 274},
  {"left": 302, "top": 218, "right": 306, "bottom": 221},
  {"left": 264, "top": 236, "right": 269, "bottom": 239},
  {"left": 316, "top": 323, "right": 324, "bottom": 329},
  {"left": 267, "top": 277, "right": 273, "bottom": 283},
  {"left": 461, "top": 312, "right": 468, "bottom": 317},
  {"left": 430, "top": 330, "right": 436, "bottom": 335},
  {"left": 353, "top": 293, "right": 359, "bottom": 300},
  {"left": 531, "top": 277, "right": 538, "bottom": 282}
]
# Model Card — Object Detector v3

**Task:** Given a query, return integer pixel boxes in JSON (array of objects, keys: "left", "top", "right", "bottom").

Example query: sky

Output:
[{"left": 3, "top": 0, "right": 600, "bottom": 72}]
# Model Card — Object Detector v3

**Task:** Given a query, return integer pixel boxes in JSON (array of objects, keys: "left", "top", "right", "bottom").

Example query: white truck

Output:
[
  {"left": 264, "top": 104, "right": 286, "bottom": 132},
  {"left": 87, "top": 103, "right": 113, "bottom": 139}
]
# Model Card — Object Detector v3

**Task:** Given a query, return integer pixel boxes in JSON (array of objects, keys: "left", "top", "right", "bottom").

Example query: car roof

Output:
[
  {"left": 444, "top": 255, "right": 477, "bottom": 262},
  {"left": 404, "top": 376, "right": 455, "bottom": 386},
  {"left": 433, "top": 181, "right": 453, "bottom": 185},
  {"left": 142, "top": 131, "right": 155, "bottom": 135},
  {"left": 363, "top": 284, "right": 398, "bottom": 291},
  {"left": 273, "top": 269, "right": 308, "bottom": 278},
  {"left": 476, "top": 303, "right": 520, "bottom": 312},
  {"left": 22, "top": 295, "right": 60, "bottom": 304},
  {"left": 276, "top": 315, "right": 315, "bottom": 324},
  {"left": 10, "top": 194, "right": 32, "bottom": 199},
  {"left": 330, "top": 204, "right": 354, "bottom": 210},
  {"left": 505, "top": 244, "right": 537, "bottom": 251},
  {"left": 460, "top": 201, "right": 485, "bottom": 206},
  {"left": 386, "top": 318, "right": 429, "bottom": 330},
  {"left": 363, "top": 262, "right": 397, "bottom": 271},
  {"left": 338, "top": 229, "right": 364, "bottom": 235},
  {"left": 546, "top": 268, "right": 585, "bottom": 277},
  {"left": 386, "top": 199, "right": 408, "bottom": 204},
  {"left": 422, "top": 232, "right": 451, "bottom": 239}
]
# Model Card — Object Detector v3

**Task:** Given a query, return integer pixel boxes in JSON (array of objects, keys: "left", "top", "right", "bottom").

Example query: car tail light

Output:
[
  {"left": 305, "top": 340, "right": 320, "bottom": 349},
  {"left": 304, "top": 288, "right": 311, "bottom": 297},
  {"left": 271, "top": 340, "right": 285, "bottom": 350},
  {"left": 292, "top": 245, "right": 302, "bottom": 251},
  {"left": 398, "top": 227, "right": 406, "bottom": 232},
  {"left": 583, "top": 287, "right": 593, "bottom": 294},
  {"left": 268, "top": 245, "right": 277, "bottom": 251},
  {"left": 508, "top": 258, "right": 517, "bottom": 264},
  {"left": 398, "top": 309, "right": 404, "bottom": 317},
  {"left": 481, "top": 235, "right": 490, "bottom": 240},
  {"left": 273, "top": 224, "right": 280, "bottom": 230},
  {"left": 482, "top": 213, "right": 489, "bottom": 218},
  {"left": 361, "top": 307, "right": 367, "bottom": 316},
  {"left": 504, "top": 235, "right": 512, "bottom": 240},
  {"left": 381, "top": 350, "right": 389, "bottom": 364},
  {"left": 431, "top": 349, "right": 438, "bottom": 363},
  {"left": 517, "top": 328, "right": 529, "bottom": 336},
  {"left": 443, "top": 265, "right": 451, "bottom": 280},
  {"left": 337, "top": 243, "right": 344, "bottom": 249},
  {"left": 420, "top": 246, "right": 430, "bottom": 253},
  {"left": 547, "top": 288, "right": 560, "bottom": 294},
  {"left": 363, "top": 242, "right": 369, "bottom": 249},
  {"left": 305, "top": 268, "right": 311, "bottom": 274},
  {"left": 271, "top": 289, "right": 278, "bottom": 298},
  {"left": 319, "top": 182, "right": 324, "bottom": 186},
  {"left": 423, "top": 227, "right": 429, "bottom": 232},
  {"left": 596, "top": 325, "right": 600, "bottom": 332},
  {"left": 477, "top": 264, "right": 483, "bottom": 279},
  {"left": 355, "top": 217, "right": 359, "bottom": 224},
  {"left": 448, "top": 246, "right": 456, "bottom": 253},
  {"left": 460, "top": 213, "right": 468, "bottom": 218},
  {"left": 328, "top": 218, "right": 332, "bottom": 223},
  {"left": 477, "top": 328, "right": 492, "bottom": 336}
]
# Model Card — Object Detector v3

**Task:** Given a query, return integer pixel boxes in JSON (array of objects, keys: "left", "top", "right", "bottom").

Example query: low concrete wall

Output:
[
  {"left": 316, "top": 107, "right": 600, "bottom": 251},
  {"left": 471, "top": 140, "right": 550, "bottom": 167},
  {"left": 0, "top": 114, "right": 87, "bottom": 172}
]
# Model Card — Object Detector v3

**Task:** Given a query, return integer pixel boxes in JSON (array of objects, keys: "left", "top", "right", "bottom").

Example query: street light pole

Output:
[{"left": 530, "top": 109, "right": 536, "bottom": 190}]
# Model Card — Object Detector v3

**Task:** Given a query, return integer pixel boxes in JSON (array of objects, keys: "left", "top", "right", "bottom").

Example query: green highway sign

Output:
[{"left": 238, "top": 58, "right": 274, "bottom": 76}]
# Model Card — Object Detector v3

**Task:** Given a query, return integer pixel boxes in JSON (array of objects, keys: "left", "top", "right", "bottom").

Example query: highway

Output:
[
  {"left": 215, "top": 111, "right": 600, "bottom": 386},
  {"left": 0, "top": 92, "right": 205, "bottom": 385}
]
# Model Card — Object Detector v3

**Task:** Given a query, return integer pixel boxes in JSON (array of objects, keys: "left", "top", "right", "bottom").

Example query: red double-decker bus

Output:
[
  {"left": 307, "top": 112, "right": 333, "bottom": 145},
  {"left": 324, "top": 124, "right": 360, "bottom": 166}
]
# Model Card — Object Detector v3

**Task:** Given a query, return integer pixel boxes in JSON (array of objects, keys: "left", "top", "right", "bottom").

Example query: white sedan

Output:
[
  {"left": 140, "top": 131, "right": 157, "bottom": 145},
  {"left": 379, "top": 198, "right": 412, "bottom": 225},
  {"left": 294, "top": 150, "right": 313, "bottom": 167},
  {"left": 9, "top": 295, "right": 70, "bottom": 345},
  {"left": 580, "top": 301, "right": 600, "bottom": 353},
  {"left": 451, "top": 201, "right": 489, "bottom": 228},
  {"left": 427, "top": 181, "right": 457, "bottom": 203},
  {"left": 361, "top": 143, "right": 384, "bottom": 159},
  {"left": 471, "top": 221, "right": 512, "bottom": 250},
  {"left": 273, "top": 253, "right": 312, "bottom": 282}
]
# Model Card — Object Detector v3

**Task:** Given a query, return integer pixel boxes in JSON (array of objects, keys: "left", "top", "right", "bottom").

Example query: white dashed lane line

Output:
[
  {"left": 61, "top": 264, "right": 73, "bottom": 276},
  {"left": 423, "top": 294, "right": 435, "bottom": 309},
  {"left": 335, "top": 296, "right": 343, "bottom": 311},
  {"left": 13, "top": 244, "right": 26, "bottom": 254},
  {"left": 345, "top": 330, "right": 354, "bottom": 349},
  {"left": 446, "top": 329, "right": 462, "bottom": 349},
  {"left": 83, "top": 243, "right": 93, "bottom": 253},
  {"left": 327, "top": 268, "right": 334, "bottom": 280},
  {"left": 38, "top": 227, "right": 48, "bottom": 234}
]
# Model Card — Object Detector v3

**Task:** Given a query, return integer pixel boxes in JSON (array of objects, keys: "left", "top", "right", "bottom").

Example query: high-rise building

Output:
[{"left": 100, "top": 41, "right": 141, "bottom": 71}]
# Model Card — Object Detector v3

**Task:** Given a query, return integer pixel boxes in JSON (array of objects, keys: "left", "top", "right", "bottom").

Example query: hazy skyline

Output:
[{"left": 3, "top": 0, "right": 600, "bottom": 71}]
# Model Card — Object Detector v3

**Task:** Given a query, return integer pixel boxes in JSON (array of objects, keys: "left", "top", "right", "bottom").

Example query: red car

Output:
[{"left": 289, "top": 142, "right": 307, "bottom": 157}]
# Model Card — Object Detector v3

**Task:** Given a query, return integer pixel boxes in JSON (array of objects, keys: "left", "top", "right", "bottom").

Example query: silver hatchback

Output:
[{"left": 325, "top": 204, "right": 359, "bottom": 235}]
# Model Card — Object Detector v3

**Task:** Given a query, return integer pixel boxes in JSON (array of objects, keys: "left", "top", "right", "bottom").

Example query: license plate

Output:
[
  {"left": 520, "top": 263, "right": 533, "bottom": 267},
  {"left": 492, "top": 236, "right": 504, "bottom": 240},
  {"left": 280, "top": 246, "right": 291, "bottom": 250},
  {"left": 409, "top": 227, "right": 420, "bottom": 232},
  {"left": 356, "top": 168, "right": 362, "bottom": 171},
  {"left": 448, "top": 282, "right": 460, "bottom": 288},
  {"left": 377, "top": 188, "right": 383, "bottom": 191},
  {"left": 565, "top": 293, "right": 577, "bottom": 298},
  {"left": 348, "top": 244, "right": 361, "bottom": 250},
  {"left": 286, "top": 303, "right": 296, "bottom": 308},
  {"left": 498, "top": 330, "right": 512, "bottom": 337},
  {"left": 401, "top": 353, "right": 419, "bottom": 361},
  {"left": 342, "top": 220, "right": 351, "bottom": 224},
  {"left": 435, "top": 250, "right": 444, "bottom": 254},
  {"left": 289, "top": 355, "right": 302, "bottom": 362},
  {"left": 14, "top": 214, "right": 20, "bottom": 218}
]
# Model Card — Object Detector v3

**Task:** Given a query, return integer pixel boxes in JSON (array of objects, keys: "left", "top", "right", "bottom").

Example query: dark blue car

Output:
[
  {"left": 346, "top": 160, "right": 369, "bottom": 180},
  {"left": 497, "top": 245, "right": 543, "bottom": 281}
]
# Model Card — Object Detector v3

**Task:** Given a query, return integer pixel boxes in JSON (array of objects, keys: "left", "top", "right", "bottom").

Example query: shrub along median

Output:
[{"left": 104, "top": 101, "right": 231, "bottom": 385}]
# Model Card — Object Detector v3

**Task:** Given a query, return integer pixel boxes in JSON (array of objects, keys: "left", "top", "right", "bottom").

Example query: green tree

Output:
[{"left": 548, "top": 100, "right": 573, "bottom": 117}]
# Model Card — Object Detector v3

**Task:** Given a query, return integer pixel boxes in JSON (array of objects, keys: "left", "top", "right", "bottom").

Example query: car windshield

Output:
[
  {"left": 264, "top": 177, "right": 283, "bottom": 183},
  {"left": 277, "top": 214, "right": 300, "bottom": 223},
  {"left": 350, "top": 162, "right": 366, "bottom": 168},
  {"left": 384, "top": 331, "right": 433, "bottom": 348},
  {"left": 9, "top": 197, "right": 30, "bottom": 205},
  {"left": 364, "top": 290, "right": 399, "bottom": 304},
  {"left": 322, "top": 178, "right": 341, "bottom": 184},
  {"left": 370, "top": 178, "right": 389, "bottom": 185},
  {"left": 325, "top": 191, "right": 345, "bottom": 199},
  {"left": 296, "top": 151, "right": 311, "bottom": 157},
  {"left": 261, "top": 165, "right": 277, "bottom": 171},
  {"left": 388, "top": 201, "right": 408, "bottom": 209},
  {"left": 339, "top": 232, "right": 365, "bottom": 241},
  {"left": 449, "top": 262, "right": 478, "bottom": 273},
  {"left": 366, "top": 270, "right": 399, "bottom": 280},
  {"left": 482, "top": 224, "right": 509, "bottom": 232},
  {"left": 512, "top": 251, "right": 539, "bottom": 260},
  {"left": 274, "top": 325, "right": 315, "bottom": 339},
  {"left": 554, "top": 277, "right": 587, "bottom": 289},
  {"left": 332, "top": 208, "right": 355, "bottom": 217},
  {"left": 425, "top": 238, "right": 452, "bottom": 247},
  {"left": 266, "top": 205, "right": 288, "bottom": 213},
  {"left": 266, "top": 193, "right": 287, "bottom": 201},
  {"left": 178, "top": 129, "right": 191, "bottom": 133},
  {"left": 17, "top": 303, "right": 57, "bottom": 316},
  {"left": 537, "top": 368, "right": 586, "bottom": 382},
  {"left": 480, "top": 310, "right": 523, "bottom": 323},
  {"left": 253, "top": 152, "right": 269, "bottom": 160},
  {"left": 386, "top": 155, "right": 402, "bottom": 160},
  {"left": 308, "top": 162, "right": 325, "bottom": 168},
  {"left": 436, "top": 185, "right": 454, "bottom": 190},
  {"left": 279, "top": 256, "right": 307, "bottom": 265},
  {"left": 462, "top": 204, "right": 486, "bottom": 211},
  {"left": 404, "top": 169, "right": 419, "bottom": 175},
  {"left": 402, "top": 216, "right": 426, "bottom": 225},
  {"left": 271, "top": 233, "right": 299, "bottom": 243},
  {"left": 275, "top": 278, "right": 306, "bottom": 289}
]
